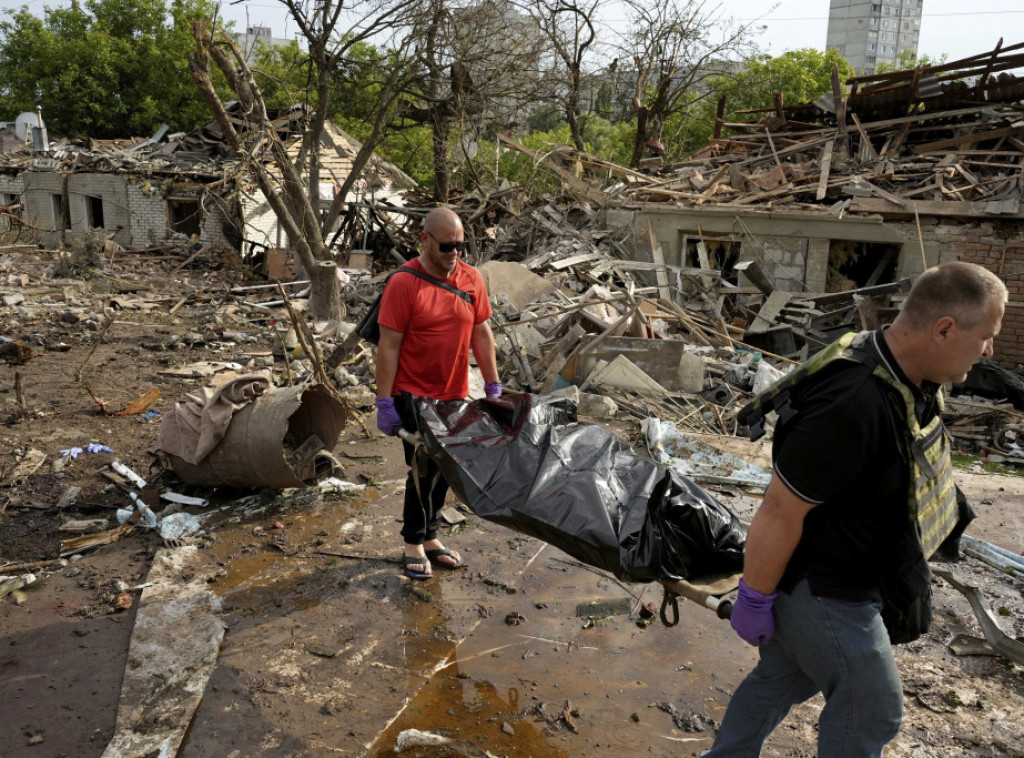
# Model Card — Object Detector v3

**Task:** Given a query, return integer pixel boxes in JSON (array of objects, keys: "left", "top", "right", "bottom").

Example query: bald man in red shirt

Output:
[{"left": 374, "top": 207, "right": 501, "bottom": 579}]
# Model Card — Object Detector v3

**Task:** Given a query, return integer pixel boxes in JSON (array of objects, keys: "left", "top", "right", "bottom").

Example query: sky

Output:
[
  {"left": 210, "top": 0, "right": 1022, "bottom": 62},
  {"left": 4, "top": 0, "right": 1022, "bottom": 63}
]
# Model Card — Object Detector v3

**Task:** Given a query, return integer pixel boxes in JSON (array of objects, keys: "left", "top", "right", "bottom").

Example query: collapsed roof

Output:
[
  {"left": 515, "top": 41, "right": 1024, "bottom": 221},
  {"left": 0, "top": 103, "right": 416, "bottom": 194}
]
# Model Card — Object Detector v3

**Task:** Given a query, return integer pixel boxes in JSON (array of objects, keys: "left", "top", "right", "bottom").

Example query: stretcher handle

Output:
[
  {"left": 397, "top": 428, "right": 423, "bottom": 445},
  {"left": 659, "top": 578, "right": 734, "bottom": 627}
]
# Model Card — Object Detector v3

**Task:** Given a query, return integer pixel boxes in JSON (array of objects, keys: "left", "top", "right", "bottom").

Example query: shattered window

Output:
[
  {"left": 681, "top": 234, "right": 741, "bottom": 287},
  {"left": 826, "top": 241, "right": 900, "bottom": 293},
  {"left": 168, "top": 198, "right": 201, "bottom": 238}
]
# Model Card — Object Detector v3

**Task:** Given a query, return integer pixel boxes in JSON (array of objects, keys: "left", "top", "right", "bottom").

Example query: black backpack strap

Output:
[{"left": 388, "top": 267, "right": 474, "bottom": 304}]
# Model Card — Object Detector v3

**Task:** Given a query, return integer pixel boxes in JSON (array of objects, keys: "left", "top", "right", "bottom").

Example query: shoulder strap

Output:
[
  {"left": 387, "top": 267, "right": 474, "bottom": 304},
  {"left": 737, "top": 331, "right": 870, "bottom": 441}
]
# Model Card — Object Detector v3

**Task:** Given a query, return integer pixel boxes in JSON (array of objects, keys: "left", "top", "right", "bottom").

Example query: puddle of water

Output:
[
  {"left": 183, "top": 482, "right": 752, "bottom": 756},
  {"left": 368, "top": 549, "right": 753, "bottom": 756},
  {"left": 202, "top": 486, "right": 389, "bottom": 595}
]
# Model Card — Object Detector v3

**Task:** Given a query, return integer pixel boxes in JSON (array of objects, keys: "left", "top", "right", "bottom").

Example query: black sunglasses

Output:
[{"left": 426, "top": 230, "right": 466, "bottom": 253}]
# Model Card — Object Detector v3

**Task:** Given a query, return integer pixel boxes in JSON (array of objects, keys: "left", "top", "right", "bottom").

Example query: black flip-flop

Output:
[
  {"left": 402, "top": 554, "right": 432, "bottom": 580},
  {"left": 425, "top": 548, "right": 464, "bottom": 570}
]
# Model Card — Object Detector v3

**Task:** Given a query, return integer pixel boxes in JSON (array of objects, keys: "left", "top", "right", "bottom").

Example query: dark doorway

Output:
[{"left": 86, "top": 196, "right": 104, "bottom": 229}]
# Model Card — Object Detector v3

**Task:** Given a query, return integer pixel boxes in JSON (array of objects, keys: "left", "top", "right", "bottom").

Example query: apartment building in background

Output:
[
  {"left": 230, "top": 25, "right": 296, "bottom": 65},
  {"left": 826, "top": 0, "right": 923, "bottom": 73}
]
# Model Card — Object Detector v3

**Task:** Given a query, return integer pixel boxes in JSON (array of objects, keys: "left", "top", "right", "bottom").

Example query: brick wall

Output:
[
  {"left": 195, "top": 191, "right": 235, "bottom": 248},
  {"left": 20, "top": 172, "right": 64, "bottom": 243},
  {"left": 125, "top": 179, "right": 234, "bottom": 248},
  {"left": 762, "top": 217, "right": 1023, "bottom": 369},
  {"left": 67, "top": 174, "right": 131, "bottom": 244},
  {"left": 758, "top": 235, "right": 809, "bottom": 291},
  {"left": 923, "top": 219, "right": 1024, "bottom": 369},
  {"left": 241, "top": 189, "right": 282, "bottom": 256}
]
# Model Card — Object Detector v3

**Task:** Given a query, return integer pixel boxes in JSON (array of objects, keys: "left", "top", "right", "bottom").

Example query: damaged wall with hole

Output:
[
  {"left": 125, "top": 179, "right": 234, "bottom": 248},
  {"left": 0, "top": 169, "right": 238, "bottom": 249},
  {"left": 611, "top": 206, "right": 1024, "bottom": 367}
]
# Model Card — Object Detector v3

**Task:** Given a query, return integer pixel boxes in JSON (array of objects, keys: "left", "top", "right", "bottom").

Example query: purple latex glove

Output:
[
  {"left": 484, "top": 381, "right": 503, "bottom": 398},
  {"left": 375, "top": 396, "right": 402, "bottom": 436},
  {"left": 731, "top": 578, "right": 778, "bottom": 646}
]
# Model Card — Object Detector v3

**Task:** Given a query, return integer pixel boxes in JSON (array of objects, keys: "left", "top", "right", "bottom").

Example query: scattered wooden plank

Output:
[
  {"left": 816, "top": 138, "right": 836, "bottom": 201},
  {"left": 914, "top": 122, "right": 1024, "bottom": 154}
]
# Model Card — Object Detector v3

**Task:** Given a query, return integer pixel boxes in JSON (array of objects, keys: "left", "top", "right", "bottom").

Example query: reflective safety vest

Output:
[{"left": 737, "top": 331, "right": 958, "bottom": 559}]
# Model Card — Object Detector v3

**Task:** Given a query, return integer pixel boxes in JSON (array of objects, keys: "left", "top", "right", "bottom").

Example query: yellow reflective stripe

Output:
[
  {"left": 913, "top": 431, "right": 956, "bottom": 557},
  {"left": 874, "top": 366, "right": 959, "bottom": 558}
]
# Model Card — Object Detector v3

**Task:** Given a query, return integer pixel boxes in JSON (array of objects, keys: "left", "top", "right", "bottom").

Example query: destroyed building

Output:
[
  {"left": 0, "top": 104, "right": 415, "bottom": 260},
  {"left": 630, "top": 44, "right": 1024, "bottom": 367},
  {"left": 497, "top": 43, "right": 1024, "bottom": 370}
]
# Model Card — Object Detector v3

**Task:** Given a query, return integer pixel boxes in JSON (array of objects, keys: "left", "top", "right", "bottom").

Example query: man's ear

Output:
[{"left": 933, "top": 315, "right": 956, "bottom": 342}]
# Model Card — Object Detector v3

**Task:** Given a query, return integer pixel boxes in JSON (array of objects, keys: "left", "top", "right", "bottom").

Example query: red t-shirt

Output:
[{"left": 377, "top": 259, "right": 493, "bottom": 400}]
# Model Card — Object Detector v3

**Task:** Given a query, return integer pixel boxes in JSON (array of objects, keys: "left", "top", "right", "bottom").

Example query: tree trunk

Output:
[
  {"left": 566, "top": 68, "right": 585, "bottom": 152},
  {"left": 630, "top": 101, "right": 649, "bottom": 167},
  {"left": 189, "top": 21, "right": 343, "bottom": 323},
  {"left": 308, "top": 260, "right": 345, "bottom": 322},
  {"left": 432, "top": 113, "right": 451, "bottom": 202}
]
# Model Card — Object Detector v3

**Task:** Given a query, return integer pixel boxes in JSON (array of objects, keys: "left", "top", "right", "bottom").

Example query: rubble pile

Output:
[
  {"left": 596, "top": 43, "right": 1024, "bottom": 216},
  {"left": 4, "top": 43, "right": 1024, "bottom": 464}
]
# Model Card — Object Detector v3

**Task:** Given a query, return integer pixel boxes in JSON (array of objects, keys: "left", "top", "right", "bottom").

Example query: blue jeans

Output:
[{"left": 704, "top": 579, "right": 902, "bottom": 758}]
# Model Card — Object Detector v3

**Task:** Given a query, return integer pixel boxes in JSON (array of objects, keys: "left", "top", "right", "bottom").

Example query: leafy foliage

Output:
[
  {"left": 874, "top": 49, "right": 949, "bottom": 74},
  {"left": 56, "top": 230, "right": 105, "bottom": 279},
  {"left": 714, "top": 48, "right": 856, "bottom": 115},
  {"left": 0, "top": 0, "right": 227, "bottom": 138},
  {"left": 656, "top": 49, "right": 856, "bottom": 161}
]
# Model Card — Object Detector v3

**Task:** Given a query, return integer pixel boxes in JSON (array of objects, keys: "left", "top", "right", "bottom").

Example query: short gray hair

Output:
[{"left": 901, "top": 261, "right": 1007, "bottom": 328}]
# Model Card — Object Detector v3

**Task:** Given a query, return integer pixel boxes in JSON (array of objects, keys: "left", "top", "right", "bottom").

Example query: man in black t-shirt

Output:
[{"left": 704, "top": 262, "right": 1007, "bottom": 757}]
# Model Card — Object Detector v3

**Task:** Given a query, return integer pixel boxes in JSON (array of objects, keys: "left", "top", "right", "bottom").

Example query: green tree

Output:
[
  {"left": 657, "top": 49, "right": 855, "bottom": 161},
  {"left": 248, "top": 38, "right": 310, "bottom": 112},
  {"left": 874, "top": 49, "right": 948, "bottom": 74},
  {"left": 0, "top": 0, "right": 225, "bottom": 138},
  {"left": 713, "top": 48, "right": 856, "bottom": 115}
]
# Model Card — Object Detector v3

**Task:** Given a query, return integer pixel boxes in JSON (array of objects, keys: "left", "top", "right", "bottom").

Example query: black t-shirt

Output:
[{"left": 773, "top": 331, "right": 939, "bottom": 600}]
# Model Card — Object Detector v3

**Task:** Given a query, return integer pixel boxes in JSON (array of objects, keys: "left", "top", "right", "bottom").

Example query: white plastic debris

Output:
[
  {"left": 111, "top": 459, "right": 148, "bottom": 489},
  {"left": 752, "top": 359, "right": 790, "bottom": 395},
  {"left": 157, "top": 513, "right": 203, "bottom": 541},
  {"left": 160, "top": 492, "right": 210, "bottom": 508},
  {"left": 117, "top": 491, "right": 159, "bottom": 527},
  {"left": 394, "top": 729, "right": 498, "bottom": 757},
  {"left": 643, "top": 417, "right": 772, "bottom": 491},
  {"left": 0, "top": 573, "right": 38, "bottom": 601},
  {"left": 316, "top": 477, "right": 365, "bottom": 494}
]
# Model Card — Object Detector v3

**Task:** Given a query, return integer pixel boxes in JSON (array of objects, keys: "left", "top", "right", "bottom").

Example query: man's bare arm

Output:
[
  {"left": 470, "top": 321, "right": 499, "bottom": 384},
  {"left": 742, "top": 475, "right": 817, "bottom": 595},
  {"left": 375, "top": 325, "right": 403, "bottom": 398}
]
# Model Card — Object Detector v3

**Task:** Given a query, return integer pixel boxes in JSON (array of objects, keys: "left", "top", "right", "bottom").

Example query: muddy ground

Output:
[{"left": 2, "top": 251, "right": 1023, "bottom": 757}]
